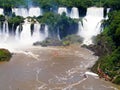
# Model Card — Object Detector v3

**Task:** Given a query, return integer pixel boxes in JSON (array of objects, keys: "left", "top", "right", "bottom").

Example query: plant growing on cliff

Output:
[
  {"left": 8, "top": 16, "right": 24, "bottom": 26},
  {"left": 92, "top": 10, "right": 120, "bottom": 85}
]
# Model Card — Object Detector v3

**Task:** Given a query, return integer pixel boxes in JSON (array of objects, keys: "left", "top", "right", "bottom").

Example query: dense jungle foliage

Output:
[
  {"left": 37, "top": 12, "right": 78, "bottom": 38},
  {"left": 91, "top": 10, "right": 120, "bottom": 85}
]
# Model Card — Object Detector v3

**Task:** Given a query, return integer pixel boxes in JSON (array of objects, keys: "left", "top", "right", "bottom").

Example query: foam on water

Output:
[{"left": 85, "top": 71, "right": 98, "bottom": 77}]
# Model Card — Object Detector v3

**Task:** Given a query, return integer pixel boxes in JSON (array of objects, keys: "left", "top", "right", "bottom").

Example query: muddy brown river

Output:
[{"left": 0, "top": 45, "right": 119, "bottom": 90}]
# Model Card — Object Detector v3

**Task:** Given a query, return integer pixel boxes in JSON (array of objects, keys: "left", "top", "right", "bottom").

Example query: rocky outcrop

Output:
[{"left": 0, "top": 49, "right": 12, "bottom": 61}]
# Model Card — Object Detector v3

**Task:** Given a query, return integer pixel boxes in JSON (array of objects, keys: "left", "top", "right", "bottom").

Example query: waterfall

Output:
[
  {"left": 32, "top": 23, "right": 48, "bottom": 42},
  {"left": 105, "top": 8, "right": 110, "bottom": 20},
  {"left": 78, "top": 7, "right": 104, "bottom": 45},
  {"left": 20, "top": 19, "right": 32, "bottom": 44},
  {"left": 44, "top": 25, "right": 48, "bottom": 39},
  {"left": 0, "top": 21, "right": 9, "bottom": 42},
  {"left": 15, "top": 26, "right": 20, "bottom": 40},
  {"left": 32, "top": 22, "right": 41, "bottom": 42},
  {"left": 29, "top": 7, "right": 42, "bottom": 17},
  {"left": 3, "top": 21, "right": 9, "bottom": 34},
  {"left": 58, "top": 7, "right": 80, "bottom": 19},
  {"left": 70, "top": 7, "right": 79, "bottom": 19},
  {"left": 39, "top": 24, "right": 48, "bottom": 41},
  {"left": 12, "top": 7, "right": 42, "bottom": 17},
  {"left": 77, "top": 21, "right": 83, "bottom": 36},
  {"left": 0, "top": 6, "right": 105, "bottom": 48},
  {"left": 0, "top": 8, "right": 4, "bottom": 15},
  {"left": 0, "top": 22, "right": 2, "bottom": 34},
  {"left": 3, "top": 21, "right": 9, "bottom": 41},
  {"left": 2, "top": 18, "right": 49, "bottom": 45},
  {"left": 19, "top": 19, "right": 48, "bottom": 44},
  {"left": 12, "top": 8, "right": 29, "bottom": 17},
  {"left": 58, "top": 7, "right": 68, "bottom": 16},
  {"left": 57, "top": 28, "right": 61, "bottom": 40}
]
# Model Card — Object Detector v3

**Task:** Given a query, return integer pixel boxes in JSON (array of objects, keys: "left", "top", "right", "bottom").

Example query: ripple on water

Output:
[{"left": 0, "top": 46, "right": 119, "bottom": 90}]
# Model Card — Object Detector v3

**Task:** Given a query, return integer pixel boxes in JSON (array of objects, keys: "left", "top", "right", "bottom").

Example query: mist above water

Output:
[{"left": 0, "top": 19, "right": 48, "bottom": 52}]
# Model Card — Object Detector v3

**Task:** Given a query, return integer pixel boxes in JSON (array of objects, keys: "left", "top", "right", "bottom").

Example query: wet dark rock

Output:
[
  {"left": 33, "top": 35, "right": 83, "bottom": 47},
  {"left": 33, "top": 38, "right": 63, "bottom": 47}
]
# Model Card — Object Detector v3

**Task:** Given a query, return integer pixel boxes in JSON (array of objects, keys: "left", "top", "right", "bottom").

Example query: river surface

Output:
[{"left": 0, "top": 45, "right": 119, "bottom": 90}]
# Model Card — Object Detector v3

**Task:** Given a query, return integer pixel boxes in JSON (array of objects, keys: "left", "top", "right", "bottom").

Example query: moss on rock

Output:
[{"left": 0, "top": 49, "right": 12, "bottom": 61}]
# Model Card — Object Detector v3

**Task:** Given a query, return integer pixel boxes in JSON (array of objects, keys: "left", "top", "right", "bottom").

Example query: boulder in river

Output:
[{"left": 0, "top": 48, "right": 12, "bottom": 61}]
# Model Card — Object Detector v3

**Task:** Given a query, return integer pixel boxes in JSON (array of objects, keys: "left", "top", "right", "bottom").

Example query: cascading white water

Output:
[
  {"left": 3, "top": 21, "right": 9, "bottom": 34},
  {"left": 12, "top": 8, "right": 29, "bottom": 17},
  {"left": 0, "top": 7, "right": 46, "bottom": 51},
  {"left": 29, "top": 7, "right": 42, "bottom": 17},
  {"left": 78, "top": 7, "right": 104, "bottom": 45},
  {"left": 32, "top": 23, "right": 48, "bottom": 42},
  {"left": 44, "top": 25, "right": 49, "bottom": 39},
  {"left": 58, "top": 7, "right": 80, "bottom": 19},
  {"left": 18, "top": 19, "right": 48, "bottom": 44},
  {"left": 0, "top": 8, "right": 4, "bottom": 15},
  {"left": 57, "top": 28, "right": 61, "bottom": 40},
  {"left": 0, "top": 6, "right": 105, "bottom": 50},
  {"left": 58, "top": 7, "right": 68, "bottom": 16},
  {"left": 12, "top": 7, "right": 43, "bottom": 17},
  {"left": 15, "top": 26, "right": 20, "bottom": 40},
  {"left": 2, "top": 21, "right": 9, "bottom": 42},
  {"left": 105, "top": 8, "right": 110, "bottom": 20},
  {"left": 0, "top": 18, "right": 49, "bottom": 51},
  {"left": 70, "top": 7, "right": 79, "bottom": 19},
  {"left": 0, "top": 20, "right": 15, "bottom": 51},
  {"left": 32, "top": 22, "right": 41, "bottom": 42},
  {"left": 20, "top": 19, "right": 32, "bottom": 44}
]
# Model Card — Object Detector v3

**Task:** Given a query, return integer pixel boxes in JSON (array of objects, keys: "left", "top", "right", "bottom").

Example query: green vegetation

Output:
[
  {"left": 7, "top": 16, "right": 24, "bottom": 33},
  {"left": 0, "top": 49, "right": 12, "bottom": 61},
  {"left": 91, "top": 10, "right": 120, "bottom": 85},
  {"left": 0, "top": 0, "right": 93, "bottom": 9},
  {"left": 103, "top": 0, "right": 120, "bottom": 10},
  {"left": 8, "top": 16, "right": 24, "bottom": 26},
  {"left": 0, "top": 0, "right": 26, "bottom": 8},
  {"left": 0, "top": 0, "right": 120, "bottom": 11},
  {"left": 37, "top": 12, "right": 78, "bottom": 38},
  {"left": 33, "top": 0, "right": 93, "bottom": 8},
  {"left": 0, "top": 15, "right": 5, "bottom": 21}
]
